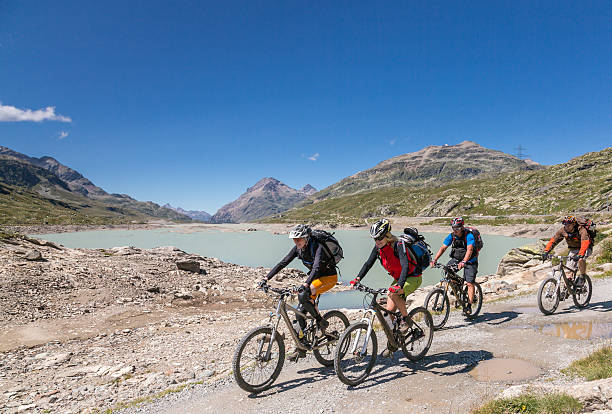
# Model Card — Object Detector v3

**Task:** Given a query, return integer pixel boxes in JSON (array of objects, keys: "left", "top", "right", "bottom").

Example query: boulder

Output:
[
  {"left": 176, "top": 260, "right": 200, "bottom": 273},
  {"left": 25, "top": 250, "right": 43, "bottom": 261},
  {"left": 497, "top": 243, "right": 544, "bottom": 276}
]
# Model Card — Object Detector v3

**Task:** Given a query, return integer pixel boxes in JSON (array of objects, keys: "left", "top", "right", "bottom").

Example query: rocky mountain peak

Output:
[
  {"left": 300, "top": 184, "right": 317, "bottom": 195},
  {"left": 211, "top": 177, "right": 314, "bottom": 223},
  {"left": 314, "top": 141, "right": 543, "bottom": 200}
]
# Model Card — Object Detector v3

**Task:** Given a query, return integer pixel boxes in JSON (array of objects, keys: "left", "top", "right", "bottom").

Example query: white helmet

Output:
[{"left": 289, "top": 224, "right": 310, "bottom": 239}]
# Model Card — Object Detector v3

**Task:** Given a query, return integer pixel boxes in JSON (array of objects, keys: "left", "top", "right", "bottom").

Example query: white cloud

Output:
[
  {"left": 58, "top": 131, "right": 69, "bottom": 140},
  {"left": 0, "top": 103, "right": 72, "bottom": 122},
  {"left": 308, "top": 153, "right": 320, "bottom": 161},
  {"left": 390, "top": 138, "right": 397, "bottom": 146}
]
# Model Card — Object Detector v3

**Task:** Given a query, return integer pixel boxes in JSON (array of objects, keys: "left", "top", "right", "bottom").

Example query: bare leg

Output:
[
  {"left": 387, "top": 292, "right": 408, "bottom": 317},
  {"left": 578, "top": 258, "right": 587, "bottom": 275},
  {"left": 467, "top": 282, "right": 475, "bottom": 304}
]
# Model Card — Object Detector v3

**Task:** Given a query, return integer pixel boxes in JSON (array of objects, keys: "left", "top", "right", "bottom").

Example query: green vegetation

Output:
[
  {"left": 261, "top": 148, "right": 612, "bottom": 225},
  {"left": 596, "top": 239, "right": 612, "bottom": 265},
  {"left": 471, "top": 393, "right": 582, "bottom": 414},
  {"left": 562, "top": 345, "right": 612, "bottom": 381},
  {"left": 422, "top": 216, "right": 557, "bottom": 226}
]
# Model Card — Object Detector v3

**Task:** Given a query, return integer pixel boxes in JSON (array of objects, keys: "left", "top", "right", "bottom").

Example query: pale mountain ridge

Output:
[
  {"left": 163, "top": 204, "right": 211, "bottom": 222},
  {"left": 211, "top": 177, "right": 317, "bottom": 223},
  {"left": 313, "top": 140, "right": 541, "bottom": 200}
]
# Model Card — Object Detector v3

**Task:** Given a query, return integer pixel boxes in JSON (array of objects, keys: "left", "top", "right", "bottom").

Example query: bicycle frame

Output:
[
  {"left": 549, "top": 256, "right": 578, "bottom": 298},
  {"left": 437, "top": 265, "right": 466, "bottom": 306},
  {"left": 351, "top": 292, "right": 400, "bottom": 356},
  {"left": 263, "top": 291, "right": 327, "bottom": 358}
]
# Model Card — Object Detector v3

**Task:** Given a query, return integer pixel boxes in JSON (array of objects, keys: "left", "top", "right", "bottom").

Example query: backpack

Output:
[
  {"left": 398, "top": 228, "right": 432, "bottom": 274},
  {"left": 452, "top": 226, "right": 484, "bottom": 252},
  {"left": 577, "top": 217, "right": 597, "bottom": 246},
  {"left": 310, "top": 229, "right": 344, "bottom": 264}
]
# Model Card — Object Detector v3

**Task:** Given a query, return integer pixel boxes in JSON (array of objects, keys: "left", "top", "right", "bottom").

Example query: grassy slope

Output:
[
  {"left": 263, "top": 147, "right": 612, "bottom": 224},
  {"left": 0, "top": 181, "right": 164, "bottom": 225}
]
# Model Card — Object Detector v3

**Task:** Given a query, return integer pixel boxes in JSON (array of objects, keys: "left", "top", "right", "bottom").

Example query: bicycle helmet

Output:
[
  {"left": 451, "top": 217, "right": 464, "bottom": 229},
  {"left": 562, "top": 215, "right": 577, "bottom": 225},
  {"left": 289, "top": 224, "right": 311, "bottom": 239},
  {"left": 370, "top": 219, "right": 391, "bottom": 240}
]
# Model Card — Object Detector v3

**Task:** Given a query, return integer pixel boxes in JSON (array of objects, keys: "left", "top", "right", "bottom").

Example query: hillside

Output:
[
  {"left": 313, "top": 140, "right": 541, "bottom": 200},
  {"left": 211, "top": 178, "right": 317, "bottom": 223},
  {"left": 264, "top": 147, "right": 612, "bottom": 224},
  {"left": 163, "top": 204, "right": 211, "bottom": 222},
  {"left": 0, "top": 148, "right": 191, "bottom": 225}
]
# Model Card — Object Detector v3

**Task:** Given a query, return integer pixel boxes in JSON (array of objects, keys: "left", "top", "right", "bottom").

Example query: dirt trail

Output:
[{"left": 123, "top": 278, "right": 612, "bottom": 414}]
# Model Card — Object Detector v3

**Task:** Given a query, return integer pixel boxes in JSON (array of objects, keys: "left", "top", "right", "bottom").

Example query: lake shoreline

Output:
[{"left": 8, "top": 216, "right": 556, "bottom": 239}]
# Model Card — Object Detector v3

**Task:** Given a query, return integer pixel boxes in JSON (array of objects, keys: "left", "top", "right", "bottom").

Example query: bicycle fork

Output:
[
  {"left": 261, "top": 300, "right": 284, "bottom": 361},
  {"left": 351, "top": 310, "right": 377, "bottom": 356}
]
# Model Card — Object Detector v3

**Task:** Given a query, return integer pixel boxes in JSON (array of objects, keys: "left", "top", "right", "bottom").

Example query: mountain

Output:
[
  {"left": 0, "top": 146, "right": 191, "bottom": 224},
  {"left": 163, "top": 204, "right": 211, "bottom": 222},
  {"left": 210, "top": 178, "right": 317, "bottom": 223},
  {"left": 263, "top": 147, "right": 612, "bottom": 223},
  {"left": 0, "top": 146, "right": 107, "bottom": 197},
  {"left": 312, "top": 141, "right": 541, "bottom": 201}
]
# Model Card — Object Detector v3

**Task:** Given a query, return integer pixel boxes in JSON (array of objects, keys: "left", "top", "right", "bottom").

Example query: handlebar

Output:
[
  {"left": 352, "top": 282, "right": 388, "bottom": 295},
  {"left": 259, "top": 283, "right": 299, "bottom": 296},
  {"left": 432, "top": 263, "right": 460, "bottom": 273}
]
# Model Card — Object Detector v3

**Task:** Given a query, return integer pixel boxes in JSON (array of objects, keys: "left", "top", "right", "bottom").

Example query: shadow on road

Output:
[
  {"left": 247, "top": 365, "right": 336, "bottom": 398},
  {"left": 437, "top": 310, "right": 521, "bottom": 332},
  {"left": 588, "top": 300, "right": 612, "bottom": 312},
  {"left": 346, "top": 349, "right": 494, "bottom": 390}
]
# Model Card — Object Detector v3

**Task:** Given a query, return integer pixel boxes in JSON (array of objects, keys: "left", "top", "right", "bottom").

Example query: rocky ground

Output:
[
  {"left": 0, "top": 233, "right": 324, "bottom": 413},
  {"left": 1, "top": 227, "right": 611, "bottom": 413}
]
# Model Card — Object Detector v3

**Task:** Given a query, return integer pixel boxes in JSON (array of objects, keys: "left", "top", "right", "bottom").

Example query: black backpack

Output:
[
  {"left": 310, "top": 229, "right": 344, "bottom": 264},
  {"left": 398, "top": 228, "right": 432, "bottom": 274}
]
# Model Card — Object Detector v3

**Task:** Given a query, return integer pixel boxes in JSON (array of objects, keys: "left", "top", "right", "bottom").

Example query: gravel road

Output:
[{"left": 122, "top": 278, "right": 612, "bottom": 414}]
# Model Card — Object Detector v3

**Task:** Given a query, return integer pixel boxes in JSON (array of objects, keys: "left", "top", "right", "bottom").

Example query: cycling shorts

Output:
[
  {"left": 390, "top": 276, "right": 422, "bottom": 298},
  {"left": 310, "top": 274, "right": 338, "bottom": 300}
]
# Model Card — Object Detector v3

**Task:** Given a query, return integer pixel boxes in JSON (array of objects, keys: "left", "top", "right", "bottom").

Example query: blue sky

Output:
[{"left": 1, "top": 1, "right": 611, "bottom": 213}]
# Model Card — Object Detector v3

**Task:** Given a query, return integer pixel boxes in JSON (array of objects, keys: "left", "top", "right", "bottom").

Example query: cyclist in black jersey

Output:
[{"left": 260, "top": 224, "right": 338, "bottom": 361}]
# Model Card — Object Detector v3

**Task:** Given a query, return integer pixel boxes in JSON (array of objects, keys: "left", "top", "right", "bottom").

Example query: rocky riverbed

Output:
[{"left": 0, "top": 233, "right": 328, "bottom": 413}]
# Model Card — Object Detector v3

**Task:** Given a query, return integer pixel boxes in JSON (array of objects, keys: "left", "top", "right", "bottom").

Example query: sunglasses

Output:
[{"left": 374, "top": 234, "right": 386, "bottom": 241}]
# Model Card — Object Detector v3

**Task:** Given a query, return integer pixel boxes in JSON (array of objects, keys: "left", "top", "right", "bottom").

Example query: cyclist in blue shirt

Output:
[{"left": 430, "top": 217, "right": 479, "bottom": 314}]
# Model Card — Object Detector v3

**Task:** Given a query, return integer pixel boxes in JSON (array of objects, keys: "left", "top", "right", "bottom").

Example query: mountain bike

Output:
[
  {"left": 537, "top": 255, "right": 592, "bottom": 315},
  {"left": 333, "top": 282, "right": 433, "bottom": 386},
  {"left": 232, "top": 283, "right": 349, "bottom": 393},
  {"left": 424, "top": 263, "right": 483, "bottom": 330}
]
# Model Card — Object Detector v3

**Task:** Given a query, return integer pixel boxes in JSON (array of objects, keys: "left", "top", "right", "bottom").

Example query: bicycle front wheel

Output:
[
  {"left": 334, "top": 322, "right": 377, "bottom": 386},
  {"left": 537, "top": 277, "right": 559, "bottom": 315},
  {"left": 232, "top": 326, "right": 285, "bottom": 393},
  {"left": 401, "top": 306, "right": 434, "bottom": 361},
  {"left": 462, "top": 282, "right": 483, "bottom": 319},
  {"left": 572, "top": 274, "right": 592, "bottom": 309},
  {"left": 424, "top": 288, "right": 450, "bottom": 330},
  {"left": 313, "top": 310, "right": 350, "bottom": 366}
]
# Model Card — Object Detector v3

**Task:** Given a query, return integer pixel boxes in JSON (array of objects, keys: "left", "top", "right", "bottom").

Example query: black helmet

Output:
[
  {"left": 370, "top": 219, "right": 391, "bottom": 240},
  {"left": 289, "top": 224, "right": 311, "bottom": 239}
]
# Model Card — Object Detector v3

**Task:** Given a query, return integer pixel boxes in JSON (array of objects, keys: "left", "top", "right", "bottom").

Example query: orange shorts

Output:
[{"left": 310, "top": 274, "right": 338, "bottom": 300}]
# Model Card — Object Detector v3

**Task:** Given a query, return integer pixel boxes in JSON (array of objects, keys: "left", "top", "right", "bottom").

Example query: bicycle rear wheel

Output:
[
  {"left": 232, "top": 326, "right": 285, "bottom": 393},
  {"left": 462, "top": 283, "right": 483, "bottom": 319},
  {"left": 334, "top": 322, "right": 377, "bottom": 386},
  {"left": 572, "top": 275, "right": 592, "bottom": 309},
  {"left": 313, "top": 310, "right": 349, "bottom": 366},
  {"left": 537, "top": 277, "right": 559, "bottom": 315},
  {"left": 424, "top": 288, "right": 450, "bottom": 330},
  {"left": 400, "top": 307, "right": 434, "bottom": 361}
]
